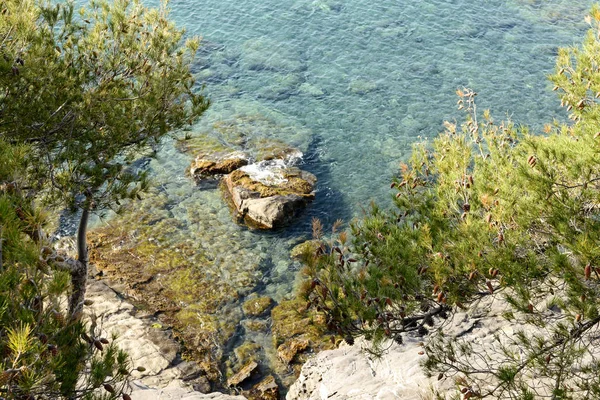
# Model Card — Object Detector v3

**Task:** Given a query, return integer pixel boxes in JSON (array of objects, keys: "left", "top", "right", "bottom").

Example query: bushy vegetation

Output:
[
  {"left": 0, "top": 142, "right": 132, "bottom": 399},
  {"left": 1, "top": 0, "right": 208, "bottom": 318},
  {"left": 0, "top": 0, "right": 206, "bottom": 398},
  {"left": 300, "top": 6, "right": 600, "bottom": 399}
]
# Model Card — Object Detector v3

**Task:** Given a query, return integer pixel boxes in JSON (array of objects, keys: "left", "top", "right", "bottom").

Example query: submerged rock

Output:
[
  {"left": 241, "top": 37, "right": 305, "bottom": 73},
  {"left": 242, "top": 319, "right": 269, "bottom": 333},
  {"left": 178, "top": 100, "right": 312, "bottom": 160},
  {"left": 245, "top": 375, "right": 279, "bottom": 400},
  {"left": 290, "top": 239, "right": 322, "bottom": 260},
  {"left": 348, "top": 78, "right": 380, "bottom": 95},
  {"left": 227, "top": 361, "right": 258, "bottom": 387},
  {"left": 233, "top": 341, "right": 262, "bottom": 366},
  {"left": 299, "top": 82, "right": 326, "bottom": 98},
  {"left": 223, "top": 166, "right": 316, "bottom": 229},
  {"left": 242, "top": 296, "right": 274, "bottom": 317}
]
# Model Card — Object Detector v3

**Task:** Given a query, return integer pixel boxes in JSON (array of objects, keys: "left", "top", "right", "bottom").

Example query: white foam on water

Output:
[{"left": 240, "top": 150, "right": 303, "bottom": 186}]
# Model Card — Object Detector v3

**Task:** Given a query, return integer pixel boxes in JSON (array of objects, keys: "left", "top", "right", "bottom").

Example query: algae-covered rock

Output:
[
  {"left": 250, "top": 139, "right": 302, "bottom": 163},
  {"left": 242, "top": 319, "right": 269, "bottom": 333},
  {"left": 233, "top": 341, "right": 262, "bottom": 366},
  {"left": 87, "top": 189, "right": 264, "bottom": 386},
  {"left": 189, "top": 151, "right": 249, "bottom": 181},
  {"left": 277, "top": 337, "right": 309, "bottom": 364},
  {"left": 290, "top": 239, "right": 322, "bottom": 260},
  {"left": 271, "top": 298, "right": 335, "bottom": 350},
  {"left": 223, "top": 167, "right": 316, "bottom": 229},
  {"left": 227, "top": 361, "right": 258, "bottom": 387},
  {"left": 245, "top": 375, "right": 279, "bottom": 400},
  {"left": 269, "top": 298, "right": 337, "bottom": 386},
  {"left": 242, "top": 296, "right": 274, "bottom": 317}
]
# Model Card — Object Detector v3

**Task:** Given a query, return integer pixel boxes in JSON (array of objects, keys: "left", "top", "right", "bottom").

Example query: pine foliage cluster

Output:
[
  {"left": 0, "top": 0, "right": 207, "bottom": 398},
  {"left": 0, "top": 143, "right": 131, "bottom": 399},
  {"left": 300, "top": 6, "right": 600, "bottom": 399}
]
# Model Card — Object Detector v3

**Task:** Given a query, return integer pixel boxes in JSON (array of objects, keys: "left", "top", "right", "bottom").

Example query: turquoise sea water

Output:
[
  {"left": 168, "top": 0, "right": 593, "bottom": 222},
  {"left": 90, "top": 0, "right": 598, "bottom": 391}
]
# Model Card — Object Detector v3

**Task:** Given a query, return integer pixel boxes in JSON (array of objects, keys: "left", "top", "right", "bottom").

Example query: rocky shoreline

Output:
[
  {"left": 88, "top": 270, "right": 521, "bottom": 400},
  {"left": 85, "top": 277, "right": 246, "bottom": 399}
]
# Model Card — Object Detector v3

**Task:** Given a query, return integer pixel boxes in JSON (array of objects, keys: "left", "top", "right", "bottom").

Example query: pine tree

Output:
[
  {"left": 0, "top": 0, "right": 209, "bottom": 318},
  {"left": 0, "top": 140, "right": 132, "bottom": 399}
]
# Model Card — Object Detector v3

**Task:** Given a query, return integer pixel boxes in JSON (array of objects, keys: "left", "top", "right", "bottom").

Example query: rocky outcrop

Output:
[
  {"left": 85, "top": 278, "right": 244, "bottom": 400},
  {"left": 277, "top": 337, "right": 309, "bottom": 364},
  {"left": 245, "top": 375, "right": 279, "bottom": 400},
  {"left": 286, "top": 337, "right": 432, "bottom": 400},
  {"left": 178, "top": 104, "right": 317, "bottom": 229},
  {"left": 223, "top": 165, "right": 316, "bottom": 229},
  {"left": 129, "top": 381, "right": 245, "bottom": 400},
  {"left": 286, "top": 299, "right": 522, "bottom": 399},
  {"left": 226, "top": 361, "right": 258, "bottom": 387}
]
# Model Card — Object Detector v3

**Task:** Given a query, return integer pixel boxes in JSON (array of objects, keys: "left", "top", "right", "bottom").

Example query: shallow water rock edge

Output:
[
  {"left": 85, "top": 278, "right": 245, "bottom": 400},
  {"left": 180, "top": 109, "right": 317, "bottom": 230},
  {"left": 222, "top": 166, "right": 316, "bottom": 229}
]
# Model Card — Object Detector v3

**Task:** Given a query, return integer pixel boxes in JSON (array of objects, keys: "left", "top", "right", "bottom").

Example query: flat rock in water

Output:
[
  {"left": 245, "top": 375, "right": 279, "bottom": 400},
  {"left": 277, "top": 337, "right": 309, "bottom": 364},
  {"left": 189, "top": 151, "right": 248, "bottom": 180},
  {"left": 227, "top": 361, "right": 258, "bottom": 387}
]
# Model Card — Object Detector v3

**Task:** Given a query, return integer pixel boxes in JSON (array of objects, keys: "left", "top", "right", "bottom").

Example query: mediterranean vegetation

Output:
[
  {"left": 0, "top": 0, "right": 207, "bottom": 398},
  {"left": 3, "top": 0, "right": 600, "bottom": 398},
  {"left": 300, "top": 5, "right": 600, "bottom": 400}
]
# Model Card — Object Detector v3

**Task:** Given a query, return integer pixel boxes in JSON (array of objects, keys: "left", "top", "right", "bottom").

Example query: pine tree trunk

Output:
[{"left": 69, "top": 205, "right": 89, "bottom": 319}]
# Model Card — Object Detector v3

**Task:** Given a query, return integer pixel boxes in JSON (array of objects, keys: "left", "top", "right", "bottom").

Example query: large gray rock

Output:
[
  {"left": 286, "top": 337, "right": 431, "bottom": 400},
  {"left": 129, "top": 381, "right": 245, "bottom": 400},
  {"left": 286, "top": 297, "right": 527, "bottom": 400},
  {"left": 239, "top": 194, "right": 306, "bottom": 229}
]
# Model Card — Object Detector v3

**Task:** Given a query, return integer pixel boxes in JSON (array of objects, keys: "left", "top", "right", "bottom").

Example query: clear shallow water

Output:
[
  {"left": 89, "top": 0, "right": 597, "bottom": 390},
  {"left": 164, "top": 0, "right": 593, "bottom": 220}
]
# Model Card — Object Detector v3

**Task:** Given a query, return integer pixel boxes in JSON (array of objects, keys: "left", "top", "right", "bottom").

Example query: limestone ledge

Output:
[
  {"left": 85, "top": 279, "right": 245, "bottom": 400},
  {"left": 286, "top": 299, "right": 519, "bottom": 400}
]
